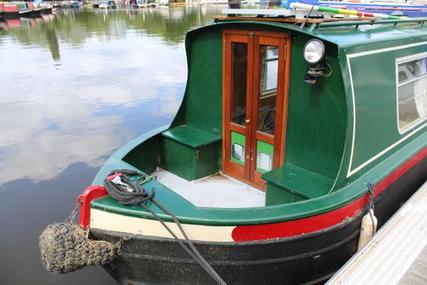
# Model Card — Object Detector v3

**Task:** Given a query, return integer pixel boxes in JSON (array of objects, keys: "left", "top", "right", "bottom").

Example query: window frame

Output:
[{"left": 396, "top": 51, "right": 427, "bottom": 134}]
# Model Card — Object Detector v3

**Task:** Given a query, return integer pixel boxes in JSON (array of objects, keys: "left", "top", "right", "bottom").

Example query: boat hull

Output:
[
  {"left": 90, "top": 154, "right": 427, "bottom": 284},
  {"left": 91, "top": 216, "right": 361, "bottom": 285},
  {"left": 1, "top": 11, "right": 20, "bottom": 19}
]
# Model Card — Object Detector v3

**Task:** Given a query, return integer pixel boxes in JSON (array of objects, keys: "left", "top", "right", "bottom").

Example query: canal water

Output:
[{"left": 0, "top": 6, "right": 222, "bottom": 284}]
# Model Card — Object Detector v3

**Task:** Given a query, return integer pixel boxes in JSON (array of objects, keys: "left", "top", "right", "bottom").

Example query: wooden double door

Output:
[{"left": 222, "top": 30, "right": 290, "bottom": 189}]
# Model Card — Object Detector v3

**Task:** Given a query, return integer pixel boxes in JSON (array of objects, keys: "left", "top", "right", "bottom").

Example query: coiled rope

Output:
[{"left": 104, "top": 169, "right": 227, "bottom": 285}]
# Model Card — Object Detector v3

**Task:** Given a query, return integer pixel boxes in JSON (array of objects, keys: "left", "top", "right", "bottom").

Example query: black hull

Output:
[
  {"left": 29, "top": 10, "right": 43, "bottom": 17},
  {"left": 40, "top": 8, "right": 53, "bottom": 14},
  {"left": 92, "top": 217, "right": 360, "bottom": 285},
  {"left": 1, "top": 12, "right": 20, "bottom": 19},
  {"left": 91, "top": 157, "right": 427, "bottom": 284}
]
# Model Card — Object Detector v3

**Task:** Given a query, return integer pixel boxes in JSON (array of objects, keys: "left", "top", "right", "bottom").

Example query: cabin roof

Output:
[{"left": 200, "top": 17, "right": 427, "bottom": 48}]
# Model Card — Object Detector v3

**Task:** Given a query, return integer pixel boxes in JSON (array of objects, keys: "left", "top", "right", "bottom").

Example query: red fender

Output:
[{"left": 77, "top": 185, "right": 108, "bottom": 229}]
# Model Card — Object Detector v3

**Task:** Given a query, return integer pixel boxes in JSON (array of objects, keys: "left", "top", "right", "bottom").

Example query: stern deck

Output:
[{"left": 153, "top": 168, "right": 265, "bottom": 208}]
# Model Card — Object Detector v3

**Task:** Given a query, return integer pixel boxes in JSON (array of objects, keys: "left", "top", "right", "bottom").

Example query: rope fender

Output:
[
  {"left": 39, "top": 222, "right": 120, "bottom": 274},
  {"left": 39, "top": 168, "right": 227, "bottom": 284}
]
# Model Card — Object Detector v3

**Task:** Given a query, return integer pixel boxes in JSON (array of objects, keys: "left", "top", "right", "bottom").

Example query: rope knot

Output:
[{"left": 104, "top": 169, "right": 156, "bottom": 206}]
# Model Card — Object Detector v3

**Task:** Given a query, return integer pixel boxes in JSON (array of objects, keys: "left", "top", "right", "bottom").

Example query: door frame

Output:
[{"left": 222, "top": 29, "right": 291, "bottom": 189}]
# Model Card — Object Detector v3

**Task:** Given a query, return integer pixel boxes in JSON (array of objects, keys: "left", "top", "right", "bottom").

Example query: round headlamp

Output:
[{"left": 303, "top": 39, "right": 325, "bottom": 65}]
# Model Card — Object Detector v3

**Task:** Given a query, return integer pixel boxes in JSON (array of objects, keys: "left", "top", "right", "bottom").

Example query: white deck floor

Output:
[
  {"left": 327, "top": 181, "right": 427, "bottom": 285},
  {"left": 153, "top": 168, "right": 265, "bottom": 208}
]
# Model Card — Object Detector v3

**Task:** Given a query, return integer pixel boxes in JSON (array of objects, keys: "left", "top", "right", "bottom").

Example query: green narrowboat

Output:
[{"left": 78, "top": 12, "right": 427, "bottom": 285}]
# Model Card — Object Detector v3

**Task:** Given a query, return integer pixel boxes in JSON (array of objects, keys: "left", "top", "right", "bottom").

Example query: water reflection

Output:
[
  {"left": 0, "top": 6, "right": 221, "bottom": 284},
  {"left": 0, "top": 7, "right": 220, "bottom": 187},
  {"left": 1, "top": 7, "right": 222, "bottom": 60},
  {"left": 0, "top": 28, "right": 182, "bottom": 186}
]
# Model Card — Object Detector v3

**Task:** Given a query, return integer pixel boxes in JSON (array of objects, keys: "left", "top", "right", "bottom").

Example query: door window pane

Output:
[
  {"left": 258, "top": 45, "right": 278, "bottom": 135},
  {"left": 231, "top": 43, "right": 248, "bottom": 126}
]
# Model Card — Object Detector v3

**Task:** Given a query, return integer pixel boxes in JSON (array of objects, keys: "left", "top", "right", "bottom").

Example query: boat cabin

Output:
[
  {"left": 82, "top": 13, "right": 427, "bottom": 285},
  {"left": 86, "top": 14, "right": 427, "bottom": 223},
  {"left": 107, "top": 15, "right": 426, "bottom": 208}
]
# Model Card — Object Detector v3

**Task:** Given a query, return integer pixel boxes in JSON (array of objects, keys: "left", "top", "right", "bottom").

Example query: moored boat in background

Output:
[
  {"left": 0, "top": 1, "right": 53, "bottom": 18},
  {"left": 99, "top": 0, "right": 117, "bottom": 9},
  {"left": 284, "top": 0, "right": 427, "bottom": 17},
  {"left": 0, "top": 2, "right": 20, "bottom": 18}
]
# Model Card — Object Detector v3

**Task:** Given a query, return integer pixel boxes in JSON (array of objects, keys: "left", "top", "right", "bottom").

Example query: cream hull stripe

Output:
[{"left": 90, "top": 209, "right": 236, "bottom": 242}]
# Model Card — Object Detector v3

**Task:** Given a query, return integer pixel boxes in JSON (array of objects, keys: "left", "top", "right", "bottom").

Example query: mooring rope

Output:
[
  {"left": 104, "top": 170, "right": 227, "bottom": 285},
  {"left": 65, "top": 202, "right": 80, "bottom": 224},
  {"left": 367, "top": 183, "right": 377, "bottom": 234}
]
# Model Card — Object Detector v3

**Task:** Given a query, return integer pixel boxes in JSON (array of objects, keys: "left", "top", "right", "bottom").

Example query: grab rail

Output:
[{"left": 316, "top": 17, "right": 427, "bottom": 29}]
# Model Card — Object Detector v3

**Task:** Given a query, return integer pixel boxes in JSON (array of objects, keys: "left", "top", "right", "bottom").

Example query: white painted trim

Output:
[
  {"left": 348, "top": 121, "right": 427, "bottom": 177},
  {"left": 396, "top": 51, "right": 427, "bottom": 65},
  {"left": 346, "top": 41, "right": 427, "bottom": 178},
  {"left": 347, "top": 55, "right": 358, "bottom": 179},
  {"left": 90, "top": 209, "right": 236, "bottom": 242},
  {"left": 347, "top": 42, "right": 427, "bottom": 59}
]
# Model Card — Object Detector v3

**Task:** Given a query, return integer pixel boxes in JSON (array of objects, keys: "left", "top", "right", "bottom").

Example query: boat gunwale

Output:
[
  {"left": 89, "top": 20, "right": 427, "bottom": 226},
  {"left": 90, "top": 124, "right": 427, "bottom": 226}
]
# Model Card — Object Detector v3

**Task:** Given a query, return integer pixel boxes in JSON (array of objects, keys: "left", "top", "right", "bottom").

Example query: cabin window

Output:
[
  {"left": 397, "top": 54, "right": 427, "bottom": 131},
  {"left": 231, "top": 43, "right": 248, "bottom": 126}
]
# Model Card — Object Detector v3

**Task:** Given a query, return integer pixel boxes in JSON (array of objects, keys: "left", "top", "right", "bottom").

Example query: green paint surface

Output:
[
  {"left": 231, "top": 131, "right": 246, "bottom": 165},
  {"left": 264, "top": 162, "right": 334, "bottom": 205},
  {"left": 265, "top": 182, "right": 306, "bottom": 206},
  {"left": 346, "top": 44, "right": 427, "bottom": 178},
  {"left": 256, "top": 140, "right": 274, "bottom": 173},
  {"left": 123, "top": 135, "right": 160, "bottom": 174},
  {"left": 162, "top": 125, "right": 221, "bottom": 148},
  {"left": 90, "top": 20, "right": 427, "bottom": 225},
  {"left": 284, "top": 35, "right": 346, "bottom": 181},
  {"left": 178, "top": 28, "right": 223, "bottom": 136},
  {"left": 160, "top": 133, "right": 220, "bottom": 181}
]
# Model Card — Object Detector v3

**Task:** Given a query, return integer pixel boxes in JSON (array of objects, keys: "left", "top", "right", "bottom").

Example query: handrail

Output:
[{"left": 317, "top": 17, "right": 427, "bottom": 29}]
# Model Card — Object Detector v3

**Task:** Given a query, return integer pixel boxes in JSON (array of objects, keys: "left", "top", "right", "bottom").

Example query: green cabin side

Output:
[{"left": 99, "top": 19, "right": 427, "bottom": 223}]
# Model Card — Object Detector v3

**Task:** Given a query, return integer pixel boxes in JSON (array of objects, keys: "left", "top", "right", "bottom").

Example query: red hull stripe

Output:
[
  {"left": 232, "top": 195, "right": 369, "bottom": 242},
  {"left": 232, "top": 146, "right": 427, "bottom": 242},
  {"left": 374, "top": 146, "right": 427, "bottom": 197}
]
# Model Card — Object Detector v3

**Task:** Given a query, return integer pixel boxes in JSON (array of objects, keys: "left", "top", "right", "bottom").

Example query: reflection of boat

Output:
[
  {"left": 71, "top": 10, "right": 427, "bottom": 285},
  {"left": 285, "top": 0, "right": 427, "bottom": 17},
  {"left": 0, "top": 1, "right": 53, "bottom": 18},
  {"left": 0, "top": 3, "right": 20, "bottom": 18},
  {"left": 136, "top": 0, "right": 157, "bottom": 8},
  {"left": 69, "top": 1, "right": 80, "bottom": 9},
  {"left": 39, "top": 2, "right": 54, "bottom": 14},
  {"left": 54, "top": 0, "right": 80, "bottom": 8},
  {"left": 1, "top": 17, "right": 21, "bottom": 27},
  {"left": 99, "top": 0, "right": 117, "bottom": 8},
  {"left": 0, "top": 16, "right": 38, "bottom": 29}
]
